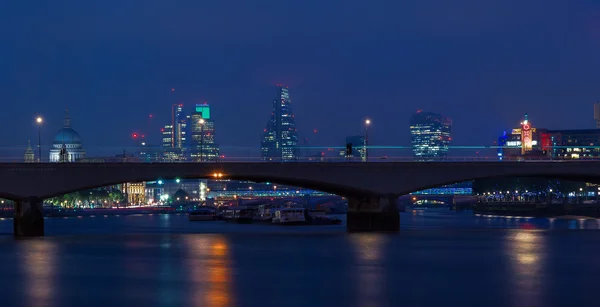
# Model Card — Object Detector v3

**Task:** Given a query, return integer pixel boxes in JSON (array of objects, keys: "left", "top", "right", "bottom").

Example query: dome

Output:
[{"left": 53, "top": 127, "right": 82, "bottom": 145}]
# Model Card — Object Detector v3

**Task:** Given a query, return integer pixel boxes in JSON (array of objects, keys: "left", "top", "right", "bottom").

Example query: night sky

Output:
[{"left": 1, "top": 0, "right": 599, "bottom": 157}]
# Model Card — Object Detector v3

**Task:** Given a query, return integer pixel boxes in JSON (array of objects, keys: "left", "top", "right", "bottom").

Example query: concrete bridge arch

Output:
[{"left": 2, "top": 161, "right": 600, "bottom": 237}]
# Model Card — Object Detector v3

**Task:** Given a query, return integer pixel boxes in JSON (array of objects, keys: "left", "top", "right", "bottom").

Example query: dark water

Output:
[{"left": 1, "top": 210, "right": 599, "bottom": 307}]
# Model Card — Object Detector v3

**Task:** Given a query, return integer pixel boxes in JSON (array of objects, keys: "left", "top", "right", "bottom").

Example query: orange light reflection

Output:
[{"left": 185, "top": 235, "right": 233, "bottom": 307}]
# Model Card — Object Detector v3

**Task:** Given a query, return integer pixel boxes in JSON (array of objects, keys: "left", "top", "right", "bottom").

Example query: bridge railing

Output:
[{"left": 1, "top": 145, "right": 599, "bottom": 163}]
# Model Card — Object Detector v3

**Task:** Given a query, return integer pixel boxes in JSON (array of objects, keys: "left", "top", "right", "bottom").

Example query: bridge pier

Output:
[
  {"left": 14, "top": 197, "right": 44, "bottom": 237},
  {"left": 347, "top": 194, "right": 400, "bottom": 232}
]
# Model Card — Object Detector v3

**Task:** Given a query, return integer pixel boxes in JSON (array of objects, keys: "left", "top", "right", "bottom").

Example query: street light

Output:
[
  {"left": 364, "top": 118, "right": 370, "bottom": 162},
  {"left": 36, "top": 116, "right": 43, "bottom": 162},
  {"left": 199, "top": 118, "right": 205, "bottom": 162}
]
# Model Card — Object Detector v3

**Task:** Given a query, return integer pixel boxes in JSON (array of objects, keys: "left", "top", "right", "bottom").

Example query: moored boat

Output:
[
  {"left": 305, "top": 210, "right": 342, "bottom": 225},
  {"left": 272, "top": 208, "right": 306, "bottom": 225},
  {"left": 188, "top": 208, "right": 217, "bottom": 221},
  {"left": 223, "top": 207, "right": 255, "bottom": 224}
]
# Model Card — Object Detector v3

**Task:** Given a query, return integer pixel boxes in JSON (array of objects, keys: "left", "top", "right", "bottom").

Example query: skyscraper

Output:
[
  {"left": 161, "top": 124, "right": 173, "bottom": 149},
  {"left": 189, "top": 103, "right": 220, "bottom": 162},
  {"left": 594, "top": 102, "right": 600, "bottom": 128},
  {"left": 261, "top": 85, "right": 298, "bottom": 161},
  {"left": 409, "top": 111, "right": 452, "bottom": 161},
  {"left": 172, "top": 104, "right": 187, "bottom": 149},
  {"left": 161, "top": 104, "right": 188, "bottom": 161}
]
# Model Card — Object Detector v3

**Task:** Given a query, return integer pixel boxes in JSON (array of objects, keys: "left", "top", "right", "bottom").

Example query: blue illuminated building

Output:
[
  {"left": 409, "top": 111, "right": 452, "bottom": 161},
  {"left": 411, "top": 182, "right": 473, "bottom": 195},
  {"left": 497, "top": 131, "right": 508, "bottom": 160},
  {"left": 261, "top": 85, "right": 299, "bottom": 161}
]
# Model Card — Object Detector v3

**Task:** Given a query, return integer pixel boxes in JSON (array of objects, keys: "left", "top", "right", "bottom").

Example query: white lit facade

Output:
[{"left": 49, "top": 110, "right": 86, "bottom": 162}]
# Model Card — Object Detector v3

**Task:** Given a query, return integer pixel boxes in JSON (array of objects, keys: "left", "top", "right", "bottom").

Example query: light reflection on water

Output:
[
  {"left": 506, "top": 231, "right": 546, "bottom": 307},
  {"left": 0, "top": 212, "right": 600, "bottom": 307},
  {"left": 185, "top": 235, "right": 233, "bottom": 307},
  {"left": 350, "top": 234, "right": 389, "bottom": 307},
  {"left": 19, "top": 239, "right": 58, "bottom": 307}
]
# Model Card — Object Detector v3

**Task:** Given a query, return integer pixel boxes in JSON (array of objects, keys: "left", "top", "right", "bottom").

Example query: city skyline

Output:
[
  {"left": 3, "top": 0, "right": 600, "bottom": 155},
  {"left": 12, "top": 97, "right": 600, "bottom": 161}
]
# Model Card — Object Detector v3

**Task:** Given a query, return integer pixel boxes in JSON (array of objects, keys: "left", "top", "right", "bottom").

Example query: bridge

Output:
[{"left": 3, "top": 161, "right": 600, "bottom": 237}]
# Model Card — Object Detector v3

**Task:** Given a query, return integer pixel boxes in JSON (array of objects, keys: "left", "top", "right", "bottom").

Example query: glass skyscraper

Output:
[
  {"left": 160, "top": 104, "right": 188, "bottom": 161},
  {"left": 172, "top": 104, "right": 187, "bottom": 149},
  {"left": 189, "top": 103, "right": 220, "bottom": 162},
  {"left": 261, "top": 85, "right": 298, "bottom": 161},
  {"left": 409, "top": 111, "right": 452, "bottom": 161}
]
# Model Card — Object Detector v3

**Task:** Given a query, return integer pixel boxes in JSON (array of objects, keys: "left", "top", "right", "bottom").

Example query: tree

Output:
[
  {"left": 172, "top": 189, "right": 189, "bottom": 203},
  {"left": 109, "top": 190, "right": 125, "bottom": 205}
]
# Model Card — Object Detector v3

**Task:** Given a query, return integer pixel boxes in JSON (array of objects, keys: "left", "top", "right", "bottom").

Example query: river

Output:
[{"left": 0, "top": 209, "right": 598, "bottom": 307}]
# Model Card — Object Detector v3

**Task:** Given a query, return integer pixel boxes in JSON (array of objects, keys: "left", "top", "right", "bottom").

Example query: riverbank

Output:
[
  {"left": 473, "top": 202, "right": 600, "bottom": 218},
  {"left": 0, "top": 207, "right": 179, "bottom": 218}
]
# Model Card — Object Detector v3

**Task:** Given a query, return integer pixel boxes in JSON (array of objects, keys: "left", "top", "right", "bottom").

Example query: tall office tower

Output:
[
  {"left": 161, "top": 124, "right": 173, "bottom": 149},
  {"left": 261, "top": 85, "right": 298, "bottom": 161},
  {"left": 160, "top": 104, "right": 188, "bottom": 161},
  {"left": 172, "top": 104, "right": 187, "bottom": 149},
  {"left": 409, "top": 111, "right": 452, "bottom": 161},
  {"left": 161, "top": 124, "right": 177, "bottom": 161},
  {"left": 594, "top": 102, "right": 600, "bottom": 128},
  {"left": 189, "top": 103, "right": 220, "bottom": 162}
]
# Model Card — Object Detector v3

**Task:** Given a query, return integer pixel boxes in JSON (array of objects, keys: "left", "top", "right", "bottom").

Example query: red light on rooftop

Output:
[
  {"left": 416, "top": 109, "right": 423, "bottom": 113},
  {"left": 132, "top": 133, "right": 139, "bottom": 139},
  {"left": 313, "top": 129, "right": 317, "bottom": 133},
  {"left": 149, "top": 114, "right": 153, "bottom": 118},
  {"left": 171, "top": 88, "right": 175, "bottom": 92}
]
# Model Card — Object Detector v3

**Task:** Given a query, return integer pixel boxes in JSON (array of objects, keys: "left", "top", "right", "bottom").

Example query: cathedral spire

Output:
[
  {"left": 63, "top": 108, "right": 71, "bottom": 128},
  {"left": 24, "top": 140, "right": 35, "bottom": 163}
]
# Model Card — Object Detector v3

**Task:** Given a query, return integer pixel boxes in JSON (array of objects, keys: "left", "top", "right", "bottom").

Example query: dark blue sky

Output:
[{"left": 1, "top": 0, "right": 600, "bottom": 157}]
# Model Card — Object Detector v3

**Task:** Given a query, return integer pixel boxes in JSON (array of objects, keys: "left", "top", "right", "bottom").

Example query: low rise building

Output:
[{"left": 498, "top": 113, "right": 600, "bottom": 160}]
